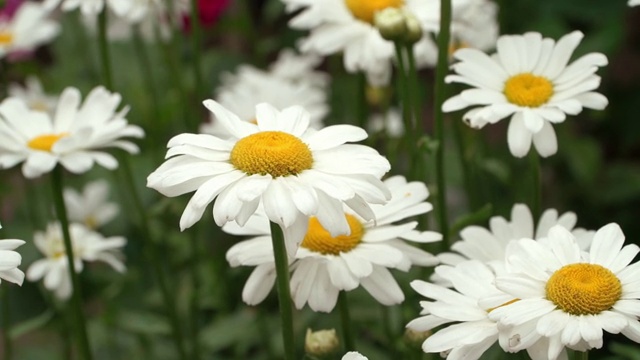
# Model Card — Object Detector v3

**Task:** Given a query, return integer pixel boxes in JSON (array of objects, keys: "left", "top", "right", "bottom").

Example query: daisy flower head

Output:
[
  {"left": 26, "top": 222, "right": 126, "bottom": 299},
  {"left": 64, "top": 180, "right": 119, "bottom": 229},
  {"left": 490, "top": 223, "right": 640, "bottom": 358},
  {"left": 443, "top": 31, "right": 608, "bottom": 158},
  {"left": 0, "top": 1, "right": 60, "bottom": 59},
  {"left": 449, "top": 0, "right": 498, "bottom": 53},
  {"left": 0, "top": 224, "right": 26, "bottom": 286},
  {"left": 150, "top": 101, "right": 391, "bottom": 255},
  {"left": 200, "top": 59, "right": 329, "bottom": 137},
  {"left": 8, "top": 76, "right": 58, "bottom": 115},
  {"left": 630, "top": 0, "right": 640, "bottom": 6},
  {"left": 0, "top": 86, "right": 145, "bottom": 178},
  {"left": 225, "top": 175, "right": 441, "bottom": 311},
  {"left": 407, "top": 260, "right": 565, "bottom": 360},
  {"left": 438, "top": 203, "right": 594, "bottom": 269}
]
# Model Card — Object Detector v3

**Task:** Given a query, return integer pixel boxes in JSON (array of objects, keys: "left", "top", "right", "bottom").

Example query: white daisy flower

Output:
[
  {"left": 154, "top": 101, "right": 393, "bottom": 249},
  {"left": 367, "top": 108, "right": 404, "bottom": 138},
  {"left": 407, "top": 260, "right": 566, "bottom": 360},
  {"left": 442, "top": 31, "right": 608, "bottom": 158},
  {"left": 490, "top": 223, "right": 640, "bottom": 359},
  {"left": 629, "top": 0, "right": 640, "bottom": 6},
  {"left": 282, "top": 0, "right": 488, "bottom": 85},
  {"left": 200, "top": 60, "right": 329, "bottom": 137},
  {"left": 0, "top": 86, "right": 145, "bottom": 179},
  {"left": 0, "top": 224, "right": 26, "bottom": 286},
  {"left": 449, "top": 0, "right": 499, "bottom": 53},
  {"left": 8, "top": 76, "right": 58, "bottom": 115},
  {"left": 26, "top": 222, "right": 126, "bottom": 299},
  {"left": 438, "top": 203, "right": 594, "bottom": 269},
  {"left": 225, "top": 176, "right": 441, "bottom": 311},
  {"left": 0, "top": 2, "right": 60, "bottom": 59},
  {"left": 64, "top": 180, "right": 119, "bottom": 229},
  {"left": 149, "top": 101, "right": 391, "bottom": 255}
]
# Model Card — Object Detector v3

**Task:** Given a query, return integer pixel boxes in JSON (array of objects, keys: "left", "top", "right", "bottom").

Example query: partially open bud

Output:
[
  {"left": 305, "top": 328, "right": 340, "bottom": 358},
  {"left": 402, "top": 10, "right": 423, "bottom": 45},
  {"left": 374, "top": 7, "right": 407, "bottom": 41}
]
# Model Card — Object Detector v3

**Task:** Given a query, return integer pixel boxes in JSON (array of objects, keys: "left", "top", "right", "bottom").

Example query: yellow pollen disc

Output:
[
  {"left": 486, "top": 299, "right": 520, "bottom": 313},
  {"left": 27, "top": 133, "right": 68, "bottom": 152},
  {"left": 503, "top": 73, "right": 554, "bottom": 107},
  {"left": 545, "top": 263, "right": 622, "bottom": 316},
  {"left": 301, "top": 214, "right": 364, "bottom": 255},
  {"left": 230, "top": 131, "right": 313, "bottom": 177},
  {"left": 344, "top": 0, "right": 404, "bottom": 24},
  {"left": 0, "top": 31, "right": 13, "bottom": 45}
]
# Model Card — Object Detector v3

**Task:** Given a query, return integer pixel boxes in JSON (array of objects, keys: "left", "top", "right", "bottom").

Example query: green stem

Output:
[
  {"left": 118, "top": 155, "right": 188, "bottom": 360},
  {"left": 452, "top": 118, "right": 479, "bottom": 210},
  {"left": 50, "top": 166, "right": 93, "bottom": 360},
  {"left": 97, "top": 9, "right": 113, "bottom": 90},
  {"left": 189, "top": 229, "right": 201, "bottom": 360},
  {"left": 404, "top": 44, "right": 422, "bottom": 135},
  {"left": 2, "top": 285, "right": 11, "bottom": 360},
  {"left": 156, "top": 21, "right": 189, "bottom": 131},
  {"left": 433, "top": 0, "right": 452, "bottom": 247},
  {"left": 529, "top": 150, "right": 541, "bottom": 219},
  {"left": 393, "top": 42, "right": 413, "bottom": 134},
  {"left": 575, "top": 351, "right": 588, "bottom": 360},
  {"left": 338, "top": 291, "right": 355, "bottom": 351},
  {"left": 189, "top": 0, "right": 205, "bottom": 104},
  {"left": 269, "top": 222, "right": 295, "bottom": 360}
]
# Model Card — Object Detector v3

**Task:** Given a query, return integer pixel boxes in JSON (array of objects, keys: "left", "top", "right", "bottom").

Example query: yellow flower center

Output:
[
  {"left": 344, "top": 0, "right": 404, "bottom": 24},
  {"left": 503, "top": 73, "right": 554, "bottom": 107},
  {"left": 486, "top": 299, "right": 519, "bottom": 313},
  {"left": 27, "top": 133, "right": 68, "bottom": 152},
  {"left": 301, "top": 214, "right": 364, "bottom": 255},
  {"left": 0, "top": 31, "right": 14, "bottom": 45},
  {"left": 545, "top": 263, "right": 622, "bottom": 316},
  {"left": 230, "top": 131, "right": 313, "bottom": 177}
]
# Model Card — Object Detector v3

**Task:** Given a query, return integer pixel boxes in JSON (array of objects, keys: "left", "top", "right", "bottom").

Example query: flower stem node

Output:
[
  {"left": 374, "top": 7, "right": 407, "bottom": 42},
  {"left": 305, "top": 328, "right": 340, "bottom": 358}
]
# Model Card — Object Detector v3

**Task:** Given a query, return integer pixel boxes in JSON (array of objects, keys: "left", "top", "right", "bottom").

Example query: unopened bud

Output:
[
  {"left": 305, "top": 328, "right": 340, "bottom": 357},
  {"left": 402, "top": 11, "right": 423, "bottom": 44},
  {"left": 374, "top": 7, "right": 407, "bottom": 41}
]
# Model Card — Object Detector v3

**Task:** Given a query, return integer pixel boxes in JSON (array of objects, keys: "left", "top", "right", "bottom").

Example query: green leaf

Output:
[{"left": 9, "top": 310, "right": 55, "bottom": 339}]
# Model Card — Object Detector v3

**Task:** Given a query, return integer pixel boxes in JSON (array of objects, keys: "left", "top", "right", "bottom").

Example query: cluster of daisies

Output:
[{"left": 0, "top": 0, "right": 638, "bottom": 359}]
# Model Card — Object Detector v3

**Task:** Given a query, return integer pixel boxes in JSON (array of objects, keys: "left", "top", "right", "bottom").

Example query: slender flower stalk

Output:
[
  {"left": 404, "top": 45, "right": 422, "bottom": 135},
  {"left": 393, "top": 43, "right": 412, "bottom": 134},
  {"left": 2, "top": 286, "right": 11, "bottom": 360},
  {"left": 132, "top": 26, "right": 162, "bottom": 150},
  {"left": 338, "top": 291, "right": 355, "bottom": 351},
  {"left": 189, "top": 228, "right": 201, "bottom": 360},
  {"left": 97, "top": 9, "right": 113, "bottom": 90},
  {"left": 50, "top": 166, "right": 93, "bottom": 360},
  {"left": 269, "top": 221, "right": 295, "bottom": 360},
  {"left": 529, "top": 151, "right": 541, "bottom": 219},
  {"left": 433, "top": 0, "right": 452, "bottom": 246},
  {"left": 576, "top": 351, "right": 589, "bottom": 360},
  {"left": 189, "top": 0, "right": 205, "bottom": 111}
]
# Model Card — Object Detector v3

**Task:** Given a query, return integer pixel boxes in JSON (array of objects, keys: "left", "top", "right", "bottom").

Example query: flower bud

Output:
[
  {"left": 402, "top": 11, "right": 423, "bottom": 45},
  {"left": 374, "top": 7, "right": 407, "bottom": 41},
  {"left": 305, "top": 328, "right": 340, "bottom": 357}
]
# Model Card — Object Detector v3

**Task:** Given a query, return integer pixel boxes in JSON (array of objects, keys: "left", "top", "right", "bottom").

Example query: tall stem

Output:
[
  {"left": 404, "top": 44, "right": 422, "bottom": 135},
  {"left": 189, "top": 229, "right": 201, "bottom": 360},
  {"left": 393, "top": 43, "right": 413, "bottom": 134},
  {"left": 529, "top": 151, "right": 541, "bottom": 219},
  {"left": 2, "top": 285, "right": 12, "bottom": 360},
  {"left": 433, "top": 0, "right": 452, "bottom": 246},
  {"left": 269, "top": 222, "right": 295, "bottom": 360},
  {"left": 119, "top": 156, "right": 188, "bottom": 360},
  {"left": 338, "top": 291, "right": 355, "bottom": 351},
  {"left": 575, "top": 351, "right": 589, "bottom": 360},
  {"left": 97, "top": 9, "right": 113, "bottom": 90},
  {"left": 50, "top": 166, "right": 93, "bottom": 360}
]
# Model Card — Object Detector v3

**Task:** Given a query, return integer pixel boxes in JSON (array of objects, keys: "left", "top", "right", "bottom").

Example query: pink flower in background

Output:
[
  {"left": 0, "top": 0, "right": 23, "bottom": 19},
  {"left": 180, "top": 0, "right": 229, "bottom": 32}
]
